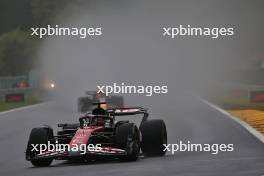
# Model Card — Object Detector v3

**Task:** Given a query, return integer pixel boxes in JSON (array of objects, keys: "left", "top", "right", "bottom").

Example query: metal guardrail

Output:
[{"left": 0, "top": 76, "right": 27, "bottom": 89}]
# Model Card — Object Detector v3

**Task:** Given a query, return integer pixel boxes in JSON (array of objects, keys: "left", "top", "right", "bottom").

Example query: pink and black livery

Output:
[{"left": 25, "top": 102, "right": 167, "bottom": 167}]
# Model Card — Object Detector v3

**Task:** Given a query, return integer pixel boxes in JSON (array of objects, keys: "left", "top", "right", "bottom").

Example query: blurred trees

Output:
[
  {"left": 0, "top": 0, "right": 73, "bottom": 76},
  {"left": 0, "top": 0, "right": 33, "bottom": 34},
  {"left": 30, "top": 0, "right": 72, "bottom": 26},
  {"left": 0, "top": 30, "right": 38, "bottom": 76}
]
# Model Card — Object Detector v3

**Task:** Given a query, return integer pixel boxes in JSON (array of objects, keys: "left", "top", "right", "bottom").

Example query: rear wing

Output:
[
  {"left": 107, "top": 107, "right": 148, "bottom": 116},
  {"left": 107, "top": 107, "right": 149, "bottom": 127}
]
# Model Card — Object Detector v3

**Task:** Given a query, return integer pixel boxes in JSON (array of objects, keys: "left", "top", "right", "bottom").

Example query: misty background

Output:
[
  {"left": 0, "top": 0, "right": 264, "bottom": 111},
  {"left": 37, "top": 0, "right": 264, "bottom": 109}
]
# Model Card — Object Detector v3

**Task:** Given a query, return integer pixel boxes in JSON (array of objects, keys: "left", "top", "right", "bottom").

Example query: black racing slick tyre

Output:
[
  {"left": 141, "top": 119, "right": 167, "bottom": 156},
  {"left": 26, "top": 127, "right": 54, "bottom": 167},
  {"left": 115, "top": 123, "right": 140, "bottom": 161}
]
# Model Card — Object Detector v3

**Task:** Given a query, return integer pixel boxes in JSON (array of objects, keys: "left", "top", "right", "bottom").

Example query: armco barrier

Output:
[{"left": 0, "top": 76, "right": 27, "bottom": 89}]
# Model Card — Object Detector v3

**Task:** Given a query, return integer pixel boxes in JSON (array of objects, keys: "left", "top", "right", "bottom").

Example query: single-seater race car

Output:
[
  {"left": 78, "top": 91, "right": 124, "bottom": 113},
  {"left": 25, "top": 102, "right": 167, "bottom": 167}
]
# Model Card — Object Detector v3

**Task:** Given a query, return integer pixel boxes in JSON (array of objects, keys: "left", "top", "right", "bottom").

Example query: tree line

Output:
[{"left": 0, "top": 0, "right": 73, "bottom": 76}]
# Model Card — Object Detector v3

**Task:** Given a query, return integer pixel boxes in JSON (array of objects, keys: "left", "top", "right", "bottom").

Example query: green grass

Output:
[{"left": 0, "top": 96, "right": 41, "bottom": 112}]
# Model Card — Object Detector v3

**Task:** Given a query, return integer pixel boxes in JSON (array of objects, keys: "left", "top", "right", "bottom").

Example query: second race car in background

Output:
[{"left": 78, "top": 91, "right": 124, "bottom": 113}]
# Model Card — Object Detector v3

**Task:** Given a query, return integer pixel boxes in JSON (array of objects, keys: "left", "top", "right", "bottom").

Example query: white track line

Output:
[
  {"left": 199, "top": 98, "right": 264, "bottom": 143},
  {"left": 0, "top": 102, "right": 49, "bottom": 116}
]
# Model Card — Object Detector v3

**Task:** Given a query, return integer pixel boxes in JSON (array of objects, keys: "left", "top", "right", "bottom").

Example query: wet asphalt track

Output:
[{"left": 0, "top": 95, "right": 263, "bottom": 176}]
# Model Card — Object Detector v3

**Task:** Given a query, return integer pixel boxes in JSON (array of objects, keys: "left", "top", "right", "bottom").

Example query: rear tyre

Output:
[
  {"left": 141, "top": 119, "right": 167, "bottom": 156},
  {"left": 115, "top": 123, "right": 140, "bottom": 161},
  {"left": 27, "top": 127, "right": 54, "bottom": 167}
]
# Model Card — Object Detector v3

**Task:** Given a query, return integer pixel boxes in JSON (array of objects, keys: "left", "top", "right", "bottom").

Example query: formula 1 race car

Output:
[
  {"left": 25, "top": 102, "right": 167, "bottom": 167},
  {"left": 78, "top": 91, "right": 124, "bottom": 113}
]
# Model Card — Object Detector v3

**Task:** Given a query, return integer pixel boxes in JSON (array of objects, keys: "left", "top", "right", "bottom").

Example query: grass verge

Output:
[{"left": 0, "top": 96, "right": 41, "bottom": 112}]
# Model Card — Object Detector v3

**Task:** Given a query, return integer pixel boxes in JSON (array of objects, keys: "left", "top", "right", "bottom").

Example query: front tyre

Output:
[
  {"left": 26, "top": 127, "right": 54, "bottom": 167},
  {"left": 115, "top": 123, "right": 140, "bottom": 161}
]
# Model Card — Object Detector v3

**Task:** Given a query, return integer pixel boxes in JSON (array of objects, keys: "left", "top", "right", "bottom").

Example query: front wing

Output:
[{"left": 26, "top": 147, "right": 126, "bottom": 160}]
